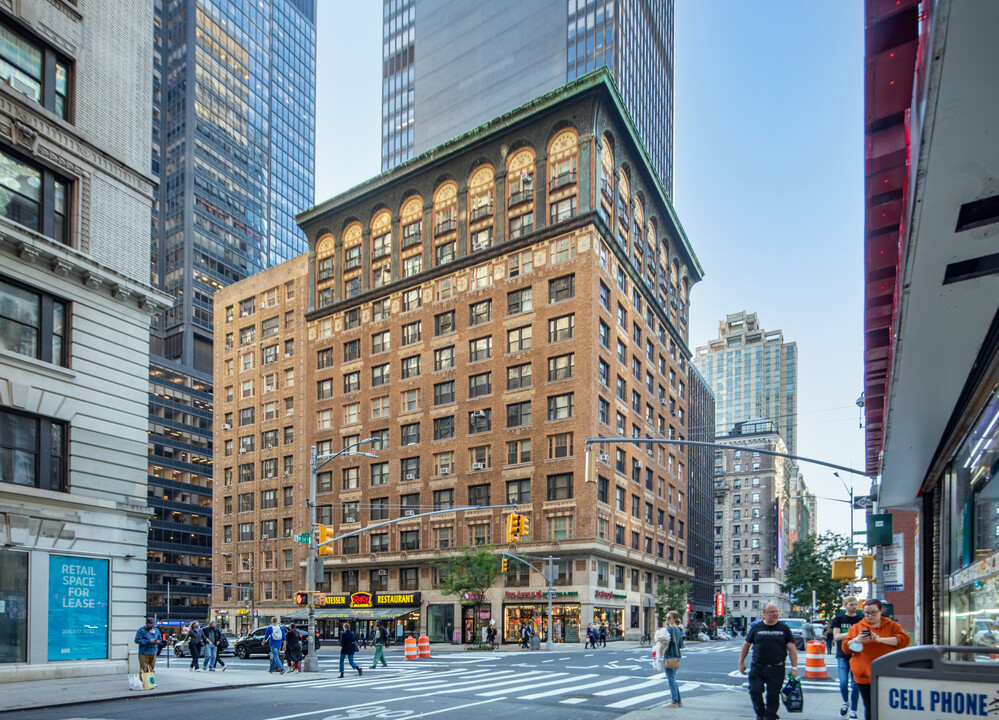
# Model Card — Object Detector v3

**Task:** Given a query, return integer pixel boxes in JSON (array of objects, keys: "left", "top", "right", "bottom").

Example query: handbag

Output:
[
  {"left": 780, "top": 673, "right": 804, "bottom": 713},
  {"left": 664, "top": 657, "right": 680, "bottom": 669}
]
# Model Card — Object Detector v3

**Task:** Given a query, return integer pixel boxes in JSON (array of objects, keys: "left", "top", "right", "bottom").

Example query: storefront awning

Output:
[{"left": 283, "top": 607, "right": 417, "bottom": 621}]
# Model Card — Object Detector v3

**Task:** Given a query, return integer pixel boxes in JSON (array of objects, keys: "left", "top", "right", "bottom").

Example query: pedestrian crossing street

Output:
[{"left": 269, "top": 661, "right": 733, "bottom": 710}]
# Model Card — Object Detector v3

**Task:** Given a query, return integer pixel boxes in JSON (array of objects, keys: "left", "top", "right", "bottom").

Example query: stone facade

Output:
[{"left": 0, "top": 0, "right": 168, "bottom": 681}]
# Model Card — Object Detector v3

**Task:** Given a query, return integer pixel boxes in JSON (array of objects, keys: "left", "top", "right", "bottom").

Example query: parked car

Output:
[
  {"left": 173, "top": 630, "right": 239, "bottom": 657},
  {"left": 780, "top": 618, "right": 806, "bottom": 650},
  {"left": 233, "top": 626, "right": 313, "bottom": 660}
]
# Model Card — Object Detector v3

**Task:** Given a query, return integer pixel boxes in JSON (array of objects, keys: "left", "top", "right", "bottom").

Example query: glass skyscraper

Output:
[
  {"left": 380, "top": 0, "right": 674, "bottom": 194},
  {"left": 146, "top": 0, "right": 316, "bottom": 624}
]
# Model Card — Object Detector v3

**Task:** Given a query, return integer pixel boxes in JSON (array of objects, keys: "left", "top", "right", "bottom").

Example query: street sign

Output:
[
  {"left": 853, "top": 496, "right": 875, "bottom": 509},
  {"left": 853, "top": 530, "right": 868, "bottom": 535},
  {"left": 295, "top": 533, "right": 310, "bottom": 543}
]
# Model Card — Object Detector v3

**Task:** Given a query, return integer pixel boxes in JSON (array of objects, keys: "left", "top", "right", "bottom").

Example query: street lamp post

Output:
[
  {"left": 222, "top": 552, "right": 255, "bottom": 633},
  {"left": 303, "top": 438, "right": 378, "bottom": 673}
]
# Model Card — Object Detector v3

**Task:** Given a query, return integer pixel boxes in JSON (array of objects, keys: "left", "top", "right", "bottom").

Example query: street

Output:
[{"left": 7, "top": 640, "right": 844, "bottom": 719}]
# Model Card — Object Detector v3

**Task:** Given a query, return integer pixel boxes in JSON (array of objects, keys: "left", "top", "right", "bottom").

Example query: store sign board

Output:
[
  {"left": 321, "top": 592, "right": 421, "bottom": 608},
  {"left": 594, "top": 590, "right": 626, "bottom": 600},
  {"left": 505, "top": 591, "right": 579, "bottom": 599},
  {"left": 47, "top": 555, "right": 109, "bottom": 661}
]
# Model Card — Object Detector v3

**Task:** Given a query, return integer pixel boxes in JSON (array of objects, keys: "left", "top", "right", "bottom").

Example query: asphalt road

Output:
[{"left": 9, "top": 640, "right": 842, "bottom": 720}]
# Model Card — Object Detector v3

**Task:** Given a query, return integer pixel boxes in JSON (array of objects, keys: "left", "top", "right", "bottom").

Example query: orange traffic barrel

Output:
[
  {"left": 418, "top": 634, "right": 431, "bottom": 658},
  {"left": 404, "top": 635, "right": 418, "bottom": 660},
  {"left": 804, "top": 640, "right": 829, "bottom": 679}
]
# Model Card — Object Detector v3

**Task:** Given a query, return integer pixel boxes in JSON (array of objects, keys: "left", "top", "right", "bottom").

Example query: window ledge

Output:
[{"left": 0, "top": 348, "right": 76, "bottom": 380}]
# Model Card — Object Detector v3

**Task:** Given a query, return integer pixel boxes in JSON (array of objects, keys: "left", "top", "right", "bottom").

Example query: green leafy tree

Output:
[
  {"left": 431, "top": 545, "right": 503, "bottom": 643},
  {"left": 654, "top": 578, "right": 691, "bottom": 625},
  {"left": 781, "top": 532, "right": 851, "bottom": 618}
]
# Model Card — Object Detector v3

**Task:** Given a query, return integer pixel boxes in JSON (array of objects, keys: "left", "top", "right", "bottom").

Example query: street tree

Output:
[
  {"left": 781, "top": 531, "right": 851, "bottom": 618},
  {"left": 654, "top": 578, "right": 691, "bottom": 625},
  {"left": 431, "top": 545, "right": 503, "bottom": 643}
]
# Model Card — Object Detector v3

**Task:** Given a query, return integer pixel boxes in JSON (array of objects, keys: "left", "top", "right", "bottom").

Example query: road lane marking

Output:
[
  {"left": 518, "top": 674, "right": 630, "bottom": 699},
  {"left": 592, "top": 677, "right": 661, "bottom": 696},
  {"left": 606, "top": 688, "right": 670, "bottom": 708}
]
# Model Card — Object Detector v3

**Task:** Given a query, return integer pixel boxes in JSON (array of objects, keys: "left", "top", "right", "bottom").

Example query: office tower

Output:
[
  {"left": 0, "top": 1, "right": 170, "bottom": 679},
  {"left": 712, "top": 420, "right": 793, "bottom": 629},
  {"left": 692, "top": 311, "right": 798, "bottom": 456},
  {"left": 219, "top": 70, "right": 703, "bottom": 642},
  {"left": 686, "top": 365, "right": 715, "bottom": 618},
  {"left": 146, "top": 0, "right": 316, "bottom": 626},
  {"left": 381, "top": 0, "right": 675, "bottom": 194}
]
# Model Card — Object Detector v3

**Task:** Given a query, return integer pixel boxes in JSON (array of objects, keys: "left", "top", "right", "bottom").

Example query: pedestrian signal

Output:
[
  {"left": 294, "top": 592, "right": 310, "bottom": 606},
  {"left": 831, "top": 558, "right": 855, "bottom": 581},
  {"left": 860, "top": 554, "right": 875, "bottom": 580},
  {"left": 317, "top": 524, "right": 335, "bottom": 556}
]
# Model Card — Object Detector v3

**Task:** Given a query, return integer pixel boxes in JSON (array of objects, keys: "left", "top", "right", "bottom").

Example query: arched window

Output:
[
  {"left": 315, "top": 233, "right": 335, "bottom": 308},
  {"left": 507, "top": 149, "right": 535, "bottom": 239}
]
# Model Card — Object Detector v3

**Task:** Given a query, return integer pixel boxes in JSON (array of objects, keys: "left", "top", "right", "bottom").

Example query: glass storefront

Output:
[
  {"left": 427, "top": 604, "right": 454, "bottom": 642},
  {"left": 462, "top": 605, "right": 491, "bottom": 643},
  {"left": 945, "top": 385, "right": 999, "bottom": 654},
  {"left": 502, "top": 603, "right": 581, "bottom": 643},
  {"left": 0, "top": 550, "right": 27, "bottom": 664},
  {"left": 593, "top": 606, "right": 625, "bottom": 640}
]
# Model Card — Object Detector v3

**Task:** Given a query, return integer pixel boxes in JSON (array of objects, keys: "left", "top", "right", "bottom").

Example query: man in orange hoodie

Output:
[{"left": 841, "top": 599, "right": 910, "bottom": 720}]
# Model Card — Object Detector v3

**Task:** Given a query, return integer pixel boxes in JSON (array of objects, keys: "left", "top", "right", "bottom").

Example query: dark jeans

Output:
[
  {"left": 188, "top": 644, "right": 201, "bottom": 669},
  {"left": 748, "top": 664, "right": 785, "bottom": 720},
  {"left": 858, "top": 682, "right": 872, "bottom": 720}
]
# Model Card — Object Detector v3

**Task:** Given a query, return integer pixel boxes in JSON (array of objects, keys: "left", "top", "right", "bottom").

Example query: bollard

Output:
[
  {"left": 804, "top": 640, "right": 829, "bottom": 679},
  {"left": 404, "top": 636, "right": 418, "bottom": 660},
  {"left": 418, "top": 634, "right": 431, "bottom": 658}
]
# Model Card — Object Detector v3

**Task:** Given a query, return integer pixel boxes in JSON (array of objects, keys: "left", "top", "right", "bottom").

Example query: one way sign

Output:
[{"left": 853, "top": 496, "right": 875, "bottom": 509}]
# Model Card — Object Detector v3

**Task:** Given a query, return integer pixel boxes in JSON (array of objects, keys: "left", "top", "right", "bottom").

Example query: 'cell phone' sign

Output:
[{"left": 878, "top": 677, "right": 999, "bottom": 718}]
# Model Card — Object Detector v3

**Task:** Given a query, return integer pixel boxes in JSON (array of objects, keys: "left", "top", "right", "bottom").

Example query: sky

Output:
[{"left": 313, "top": 1, "right": 868, "bottom": 539}]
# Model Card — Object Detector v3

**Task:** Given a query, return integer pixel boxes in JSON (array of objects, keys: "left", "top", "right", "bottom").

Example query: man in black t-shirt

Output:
[
  {"left": 738, "top": 603, "right": 798, "bottom": 720},
  {"left": 831, "top": 596, "right": 862, "bottom": 719}
]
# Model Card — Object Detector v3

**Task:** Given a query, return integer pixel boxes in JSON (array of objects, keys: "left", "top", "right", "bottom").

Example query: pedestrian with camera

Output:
[{"left": 841, "top": 599, "right": 910, "bottom": 720}]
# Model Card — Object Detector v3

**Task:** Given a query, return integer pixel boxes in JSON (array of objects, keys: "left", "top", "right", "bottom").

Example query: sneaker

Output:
[
  {"left": 664, "top": 701, "right": 681, "bottom": 708},
  {"left": 357, "top": 667, "right": 363, "bottom": 676},
  {"left": 338, "top": 673, "right": 344, "bottom": 678},
  {"left": 850, "top": 713, "right": 858, "bottom": 719},
  {"left": 280, "top": 669, "right": 285, "bottom": 674},
  {"left": 840, "top": 703, "right": 849, "bottom": 717}
]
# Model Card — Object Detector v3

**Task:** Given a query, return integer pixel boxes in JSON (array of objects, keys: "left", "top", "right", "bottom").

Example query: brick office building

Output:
[
  {"left": 214, "top": 71, "right": 705, "bottom": 642},
  {"left": 210, "top": 254, "right": 309, "bottom": 635}
]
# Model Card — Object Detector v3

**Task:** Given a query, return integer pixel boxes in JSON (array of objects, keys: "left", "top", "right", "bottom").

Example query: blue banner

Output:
[{"left": 48, "top": 555, "right": 109, "bottom": 661}]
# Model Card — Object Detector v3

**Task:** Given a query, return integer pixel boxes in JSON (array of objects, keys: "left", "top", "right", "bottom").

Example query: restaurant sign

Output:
[
  {"left": 594, "top": 590, "right": 627, "bottom": 600},
  {"left": 505, "top": 591, "right": 580, "bottom": 599},
  {"left": 320, "top": 592, "right": 421, "bottom": 608}
]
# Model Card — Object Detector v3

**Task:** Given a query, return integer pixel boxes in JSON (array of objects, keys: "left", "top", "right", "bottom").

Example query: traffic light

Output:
[
  {"left": 317, "top": 524, "right": 335, "bottom": 556},
  {"left": 506, "top": 513, "right": 523, "bottom": 543},
  {"left": 584, "top": 445, "right": 597, "bottom": 483},
  {"left": 860, "top": 554, "right": 876, "bottom": 580},
  {"left": 294, "top": 592, "right": 309, "bottom": 606},
  {"left": 831, "top": 558, "right": 855, "bottom": 581},
  {"left": 519, "top": 515, "right": 530, "bottom": 539},
  {"left": 501, "top": 558, "right": 509, "bottom": 572}
]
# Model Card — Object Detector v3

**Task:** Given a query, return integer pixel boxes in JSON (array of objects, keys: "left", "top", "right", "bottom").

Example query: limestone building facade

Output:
[{"left": 0, "top": 0, "right": 169, "bottom": 680}]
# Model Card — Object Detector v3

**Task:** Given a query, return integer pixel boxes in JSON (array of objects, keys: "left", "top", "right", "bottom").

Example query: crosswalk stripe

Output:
[
  {"left": 398, "top": 670, "right": 534, "bottom": 691},
  {"left": 592, "top": 678, "right": 662, "bottom": 696},
  {"left": 517, "top": 674, "right": 630, "bottom": 699},
  {"left": 473, "top": 672, "right": 570, "bottom": 696},
  {"left": 605, "top": 688, "right": 670, "bottom": 709},
  {"left": 477, "top": 674, "right": 597, "bottom": 699}
]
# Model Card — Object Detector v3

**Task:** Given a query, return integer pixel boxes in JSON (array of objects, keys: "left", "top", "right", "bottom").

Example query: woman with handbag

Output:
[
  {"left": 338, "top": 621, "right": 362, "bottom": 678},
  {"left": 655, "top": 610, "right": 684, "bottom": 708}
]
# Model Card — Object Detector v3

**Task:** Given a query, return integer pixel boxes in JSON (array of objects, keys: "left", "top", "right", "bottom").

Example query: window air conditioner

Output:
[
  {"left": 635, "top": 461, "right": 643, "bottom": 468},
  {"left": 345, "top": 516, "right": 356, "bottom": 523},
  {"left": 405, "top": 473, "right": 416, "bottom": 481},
  {"left": 659, "top": 399, "right": 667, "bottom": 407},
  {"left": 222, "top": 423, "right": 231, "bottom": 430},
  {"left": 260, "top": 302, "right": 266, "bottom": 310},
  {"left": 472, "top": 462, "right": 485, "bottom": 470},
  {"left": 440, "top": 467, "right": 450, "bottom": 475},
  {"left": 379, "top": 569, "right": 388, "bottom": 576},
  {"left": 239, "top": 448, "right": 247, "bottom": 454},
  {"left": 261, "top": 534, "right": 269, "bottom": 539},
  {"left": 471, "top": 409, "right": 486, "bottom": 418},
  {"left": 473, "top": 243, "right": 485, "bottom": 251},
  {"left": 403, "top": 509, "right": 415, "bottom": 517},
  {"left": 598, "top": 453, "right": 610, "bottom": 462},
  {"left": 658, "top": 524, "right": 664, "bottom": 530}
]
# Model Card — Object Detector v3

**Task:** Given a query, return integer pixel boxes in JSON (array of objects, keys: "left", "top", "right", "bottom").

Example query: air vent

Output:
[
  {"left": 956, "top": 194, "right": 999, "bottom": 232},
  {"left": 943, "top": 253, "right": 999, "bottom": 285}
]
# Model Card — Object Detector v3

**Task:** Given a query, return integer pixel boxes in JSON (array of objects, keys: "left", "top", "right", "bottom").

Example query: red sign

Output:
[
  {"left": 350, "top": 592, "right": 373, "bottom": 608},
  {"left": 715, "top": 594, "right": 725, "bottom": 616}
]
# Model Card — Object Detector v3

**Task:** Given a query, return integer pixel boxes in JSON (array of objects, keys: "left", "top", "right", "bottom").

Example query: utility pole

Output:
[{"left": 304, "top": 439, "right": 378, "bottom": 673}]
